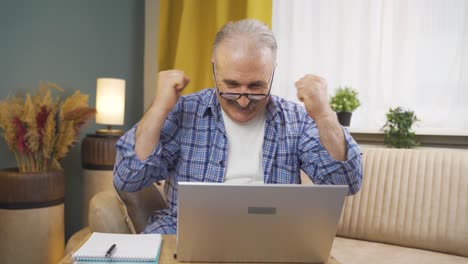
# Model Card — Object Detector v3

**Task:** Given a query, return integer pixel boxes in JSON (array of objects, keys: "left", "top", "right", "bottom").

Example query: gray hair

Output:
[{"left": 212, "top": 19, "right": 277, "bottom": 60}]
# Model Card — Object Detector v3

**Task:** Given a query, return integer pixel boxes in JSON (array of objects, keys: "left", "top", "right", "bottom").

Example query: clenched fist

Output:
[
  {"left": 154, "top": 70, "right": 190, "bottom": 113},
  {"left": 295, "top": 74, "right": 335, "bottom": 121}
]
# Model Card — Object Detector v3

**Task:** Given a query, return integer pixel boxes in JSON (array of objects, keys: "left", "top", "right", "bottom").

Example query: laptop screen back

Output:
[{"left": 176, "top": 182, "right": 347, "bottom": 263}]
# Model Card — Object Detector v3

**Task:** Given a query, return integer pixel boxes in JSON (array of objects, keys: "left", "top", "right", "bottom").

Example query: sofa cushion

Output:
[
  {"left": 89, "top": 191, "right": 130, "bottom": 234},
  {"left": 337, "top": 147, "right": 468, "bottom": 257},
  {"left": 114, "top": 182, "right": 168, "bottom": 234},
  {"left": 332, "top": 237, "right": 468, "bottom": 264}
]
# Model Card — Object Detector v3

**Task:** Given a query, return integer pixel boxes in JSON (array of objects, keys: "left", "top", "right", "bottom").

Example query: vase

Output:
[
  {"left": 0, "top": 168, "right": 65, "bottom": 264},
  {"left": 336, "top": 112, "right": 352, "bottom": 127}
]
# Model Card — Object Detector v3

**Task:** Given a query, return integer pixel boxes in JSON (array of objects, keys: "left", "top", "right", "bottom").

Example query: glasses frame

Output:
[{"left": 212, "top": 63, "right": 275, "bottom": 101}]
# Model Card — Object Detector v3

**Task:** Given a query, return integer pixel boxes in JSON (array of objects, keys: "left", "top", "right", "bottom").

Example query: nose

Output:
[
  {"left": 235, "top": 86, "right": 251, "bottom": 107},
  {"left": 236, "top": 95, "right": 250, "bottom": 108}
]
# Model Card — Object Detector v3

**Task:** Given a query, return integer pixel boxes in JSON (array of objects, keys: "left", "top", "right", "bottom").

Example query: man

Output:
[{"left": 114, "top": 19, "right": 362, "bottom": 234}]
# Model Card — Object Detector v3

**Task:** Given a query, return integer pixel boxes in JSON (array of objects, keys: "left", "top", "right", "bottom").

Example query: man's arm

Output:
[
  {"left": 135, "top": 70, "right": 190, "bottom": 160},
  {"left": 296, "top": 74, "right": 362, "bottom": 194},
  {"left": 298, "top": 119, "right": 362, "bottom": 195},
  {"left": 313, "top": 112, "right": 346, "bottom": 161},
  {"left": 113, "top": 70, "right": 190, "bottom": 191},
  {"left": 295, "top": 74, "right": 346, "bottom": 161}
]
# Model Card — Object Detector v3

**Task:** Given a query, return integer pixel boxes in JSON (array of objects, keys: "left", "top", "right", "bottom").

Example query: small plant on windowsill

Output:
[
  {"left": 381, "top": 107, "right": 420, "bottom": 148},
  {"left": 329, "top": 86, "right": 361, "bottom": 126}
]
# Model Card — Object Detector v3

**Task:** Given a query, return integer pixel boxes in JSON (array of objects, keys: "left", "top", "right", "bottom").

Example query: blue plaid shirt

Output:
[{"left": 114, "top": 88, "right": 362, "bottom": 234}]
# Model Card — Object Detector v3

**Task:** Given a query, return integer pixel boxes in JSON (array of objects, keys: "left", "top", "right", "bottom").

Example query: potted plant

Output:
[
  {"left": 330, "top": 86, "right": 361, "bottom": 126},
  {"left": 381, "top": 107, "right": 419, "bottom": 148},
  {"left": 0, "top": 82, "right": 96, "bottom": 172},
  {"left": 0, "top": 82, "right": 95, "bottom": 263}
]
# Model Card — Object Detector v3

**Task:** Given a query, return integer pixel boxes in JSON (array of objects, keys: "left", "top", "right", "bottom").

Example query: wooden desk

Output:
[{"left": 60, "top": 234, "right": 340, "bottom": 264}]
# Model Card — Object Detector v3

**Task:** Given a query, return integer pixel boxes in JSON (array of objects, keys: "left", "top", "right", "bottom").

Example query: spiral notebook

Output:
[{"left": 72, "top": 232, "right": 162, "bottom": 263}]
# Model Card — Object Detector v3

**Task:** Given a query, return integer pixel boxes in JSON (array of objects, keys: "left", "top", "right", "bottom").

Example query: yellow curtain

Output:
[{"left": 158, "top": 0, "right": 272, "bottom": 94}]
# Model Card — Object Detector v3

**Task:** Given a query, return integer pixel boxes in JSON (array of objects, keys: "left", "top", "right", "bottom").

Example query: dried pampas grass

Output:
[{"left": 0, "top": 82, "right": 96, "bottom": 172}]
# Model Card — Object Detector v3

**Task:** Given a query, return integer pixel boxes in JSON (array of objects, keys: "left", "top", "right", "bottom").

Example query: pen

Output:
[{"left": 105, "top": 244, "right": 116, "bottom": 258}]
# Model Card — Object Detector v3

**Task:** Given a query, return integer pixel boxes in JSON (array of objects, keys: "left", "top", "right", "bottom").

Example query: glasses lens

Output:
[
  {"left": 247, "top": 94, "right": 268, "bottom": 100},
  {"left": 221, "top": 93, "right": 241, "bottom": 100}
]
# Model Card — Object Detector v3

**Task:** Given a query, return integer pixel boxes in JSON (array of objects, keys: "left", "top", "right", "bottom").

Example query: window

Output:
[{"left": 272, "top": 0, "right": 468, "bottom": 133}]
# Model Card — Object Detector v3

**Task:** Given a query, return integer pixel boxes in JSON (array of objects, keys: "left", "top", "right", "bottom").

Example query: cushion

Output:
[
  {"left": 332, "top": 237, "right": 468, "bottom": 264},
  {"left": 89, "top": 191, "right": 130, "bottom": 234},
  {"left": 113, "top": 181, "right": 168, "bottom": 234},
  {"left": 337, "top": 147, "right": 468, "bottom": 257}
]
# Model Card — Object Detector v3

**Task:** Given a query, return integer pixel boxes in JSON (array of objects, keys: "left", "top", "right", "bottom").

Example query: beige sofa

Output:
[{"left": 68, "top": 146, "right": 468, "bottom": 263}]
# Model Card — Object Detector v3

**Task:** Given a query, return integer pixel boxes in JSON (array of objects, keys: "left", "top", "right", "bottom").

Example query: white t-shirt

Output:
[{"left": 221, "top": 108, "right": 266, "bottom": 184}]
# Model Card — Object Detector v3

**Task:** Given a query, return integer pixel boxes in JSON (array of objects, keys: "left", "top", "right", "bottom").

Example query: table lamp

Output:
[
  {"left": 96, "top": 78, "right": 126, "bottom": 136},
  {"left": 80, "top": 77, "right": 126, "bottom": 225}
]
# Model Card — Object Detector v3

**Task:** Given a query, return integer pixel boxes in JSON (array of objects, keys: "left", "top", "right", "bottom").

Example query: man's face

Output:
[{"left": 213, "top": 40, "right": 275, "bottom": 123}]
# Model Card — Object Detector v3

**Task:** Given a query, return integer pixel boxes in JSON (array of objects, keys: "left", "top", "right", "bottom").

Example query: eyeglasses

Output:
[{"left": 212, "top": 63, "right": 275, "bottom": 101}]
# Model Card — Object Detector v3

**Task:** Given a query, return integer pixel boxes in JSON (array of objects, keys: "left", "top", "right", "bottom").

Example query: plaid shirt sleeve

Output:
[
  {"left": 113, "top": 107, "right": 181, "bottom": 192},
  {"left": 299, "top": 120, "right": 363, "bottom": 195}
]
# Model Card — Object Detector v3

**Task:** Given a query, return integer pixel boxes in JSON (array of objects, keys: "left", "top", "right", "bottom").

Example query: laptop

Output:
[{"left": 176, "top": 182, "right": 348, "bottom": 263}]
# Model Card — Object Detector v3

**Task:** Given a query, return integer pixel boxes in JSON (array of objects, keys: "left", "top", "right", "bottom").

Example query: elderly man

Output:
[{"left": 114, "top": 19, "right": 362, "bottom": 234}]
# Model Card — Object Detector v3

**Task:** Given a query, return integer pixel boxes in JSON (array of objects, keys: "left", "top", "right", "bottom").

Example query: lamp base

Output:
[{"left": 96, "top": 129, "right": 123, "bottom": 136}]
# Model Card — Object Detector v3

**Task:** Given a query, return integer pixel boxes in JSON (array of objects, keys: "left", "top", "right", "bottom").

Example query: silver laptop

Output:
[{"left": 176, "top": 182, "right": 348, "bottom": 263}]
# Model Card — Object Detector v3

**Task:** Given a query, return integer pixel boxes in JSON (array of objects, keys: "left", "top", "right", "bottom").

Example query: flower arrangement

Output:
[
  {"left": 330, "top": 86, "right": 361, "bottom": 113},
  {"left": 0, "top": 82, "right": 96, "bottom": 172}
]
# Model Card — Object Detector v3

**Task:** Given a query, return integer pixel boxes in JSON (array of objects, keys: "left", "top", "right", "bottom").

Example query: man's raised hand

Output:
[
  {"left": 154, "top": 70, "right": 190, "bottom": 113},
  {"left": 295, "top": 74, "right": 335, "bottom": 121}
]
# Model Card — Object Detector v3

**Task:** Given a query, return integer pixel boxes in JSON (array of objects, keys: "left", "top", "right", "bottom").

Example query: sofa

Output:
[{"left": 67, "top": 146, "right": 468, "bottom": 263}]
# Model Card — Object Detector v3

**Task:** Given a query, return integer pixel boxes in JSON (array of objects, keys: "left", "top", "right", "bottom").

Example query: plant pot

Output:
[
  {"left": 0, "top": 168, "right": 65, "bottom": 264},
  {"left": 336, "top": 112, "right": 352, "bottom": 127}
]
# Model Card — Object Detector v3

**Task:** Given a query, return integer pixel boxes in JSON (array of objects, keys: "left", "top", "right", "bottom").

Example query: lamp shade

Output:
[{"left": 96, "top": 78, "right": 125, "bottom": 125}]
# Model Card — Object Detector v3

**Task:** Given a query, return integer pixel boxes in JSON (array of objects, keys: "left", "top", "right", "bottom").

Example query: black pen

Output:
[{"left": 105, "top": 244, "right": 116, "bottom": 258}]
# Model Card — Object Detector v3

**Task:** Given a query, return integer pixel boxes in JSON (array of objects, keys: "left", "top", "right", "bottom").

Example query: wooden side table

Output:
[
  {"left": 81, "top": 134, "right": 119, "bottom": 225},
  {"left": 60, "top": 234, "right": 341, "bottom": 264}
]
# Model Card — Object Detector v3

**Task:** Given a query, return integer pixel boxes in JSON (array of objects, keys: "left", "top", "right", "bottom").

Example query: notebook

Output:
[
  {"left": 72, "top": 232, "right": 162, "bottom": 263},
  {"left": 176, "top": 182, "right": 348, "bottom": 263}
]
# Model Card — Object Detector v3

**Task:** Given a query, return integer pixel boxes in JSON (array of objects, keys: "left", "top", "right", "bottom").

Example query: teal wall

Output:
[{"left": 0, "top": 0, "right": 145, "bottom": 241}]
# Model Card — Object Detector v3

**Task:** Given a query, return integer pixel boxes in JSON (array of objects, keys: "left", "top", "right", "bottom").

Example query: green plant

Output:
[
  {"left": 382, "top": 107, "right": 419, "bottom": 148},
  {"left": 330, "top": 86, "right": 361, "bottom": 112}
]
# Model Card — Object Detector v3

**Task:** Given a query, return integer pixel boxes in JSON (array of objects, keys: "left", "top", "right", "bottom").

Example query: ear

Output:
[{"left": 211, "top": 48, "right": 217, "bottom": 64}]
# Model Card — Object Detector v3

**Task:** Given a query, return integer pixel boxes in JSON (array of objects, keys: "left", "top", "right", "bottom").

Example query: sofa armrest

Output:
[
  {"left": 65, "top": 227, "right": 91, "bottom": 254},
  {"left": 88, "top": 191, "right": 131, "bottom": 234}
]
